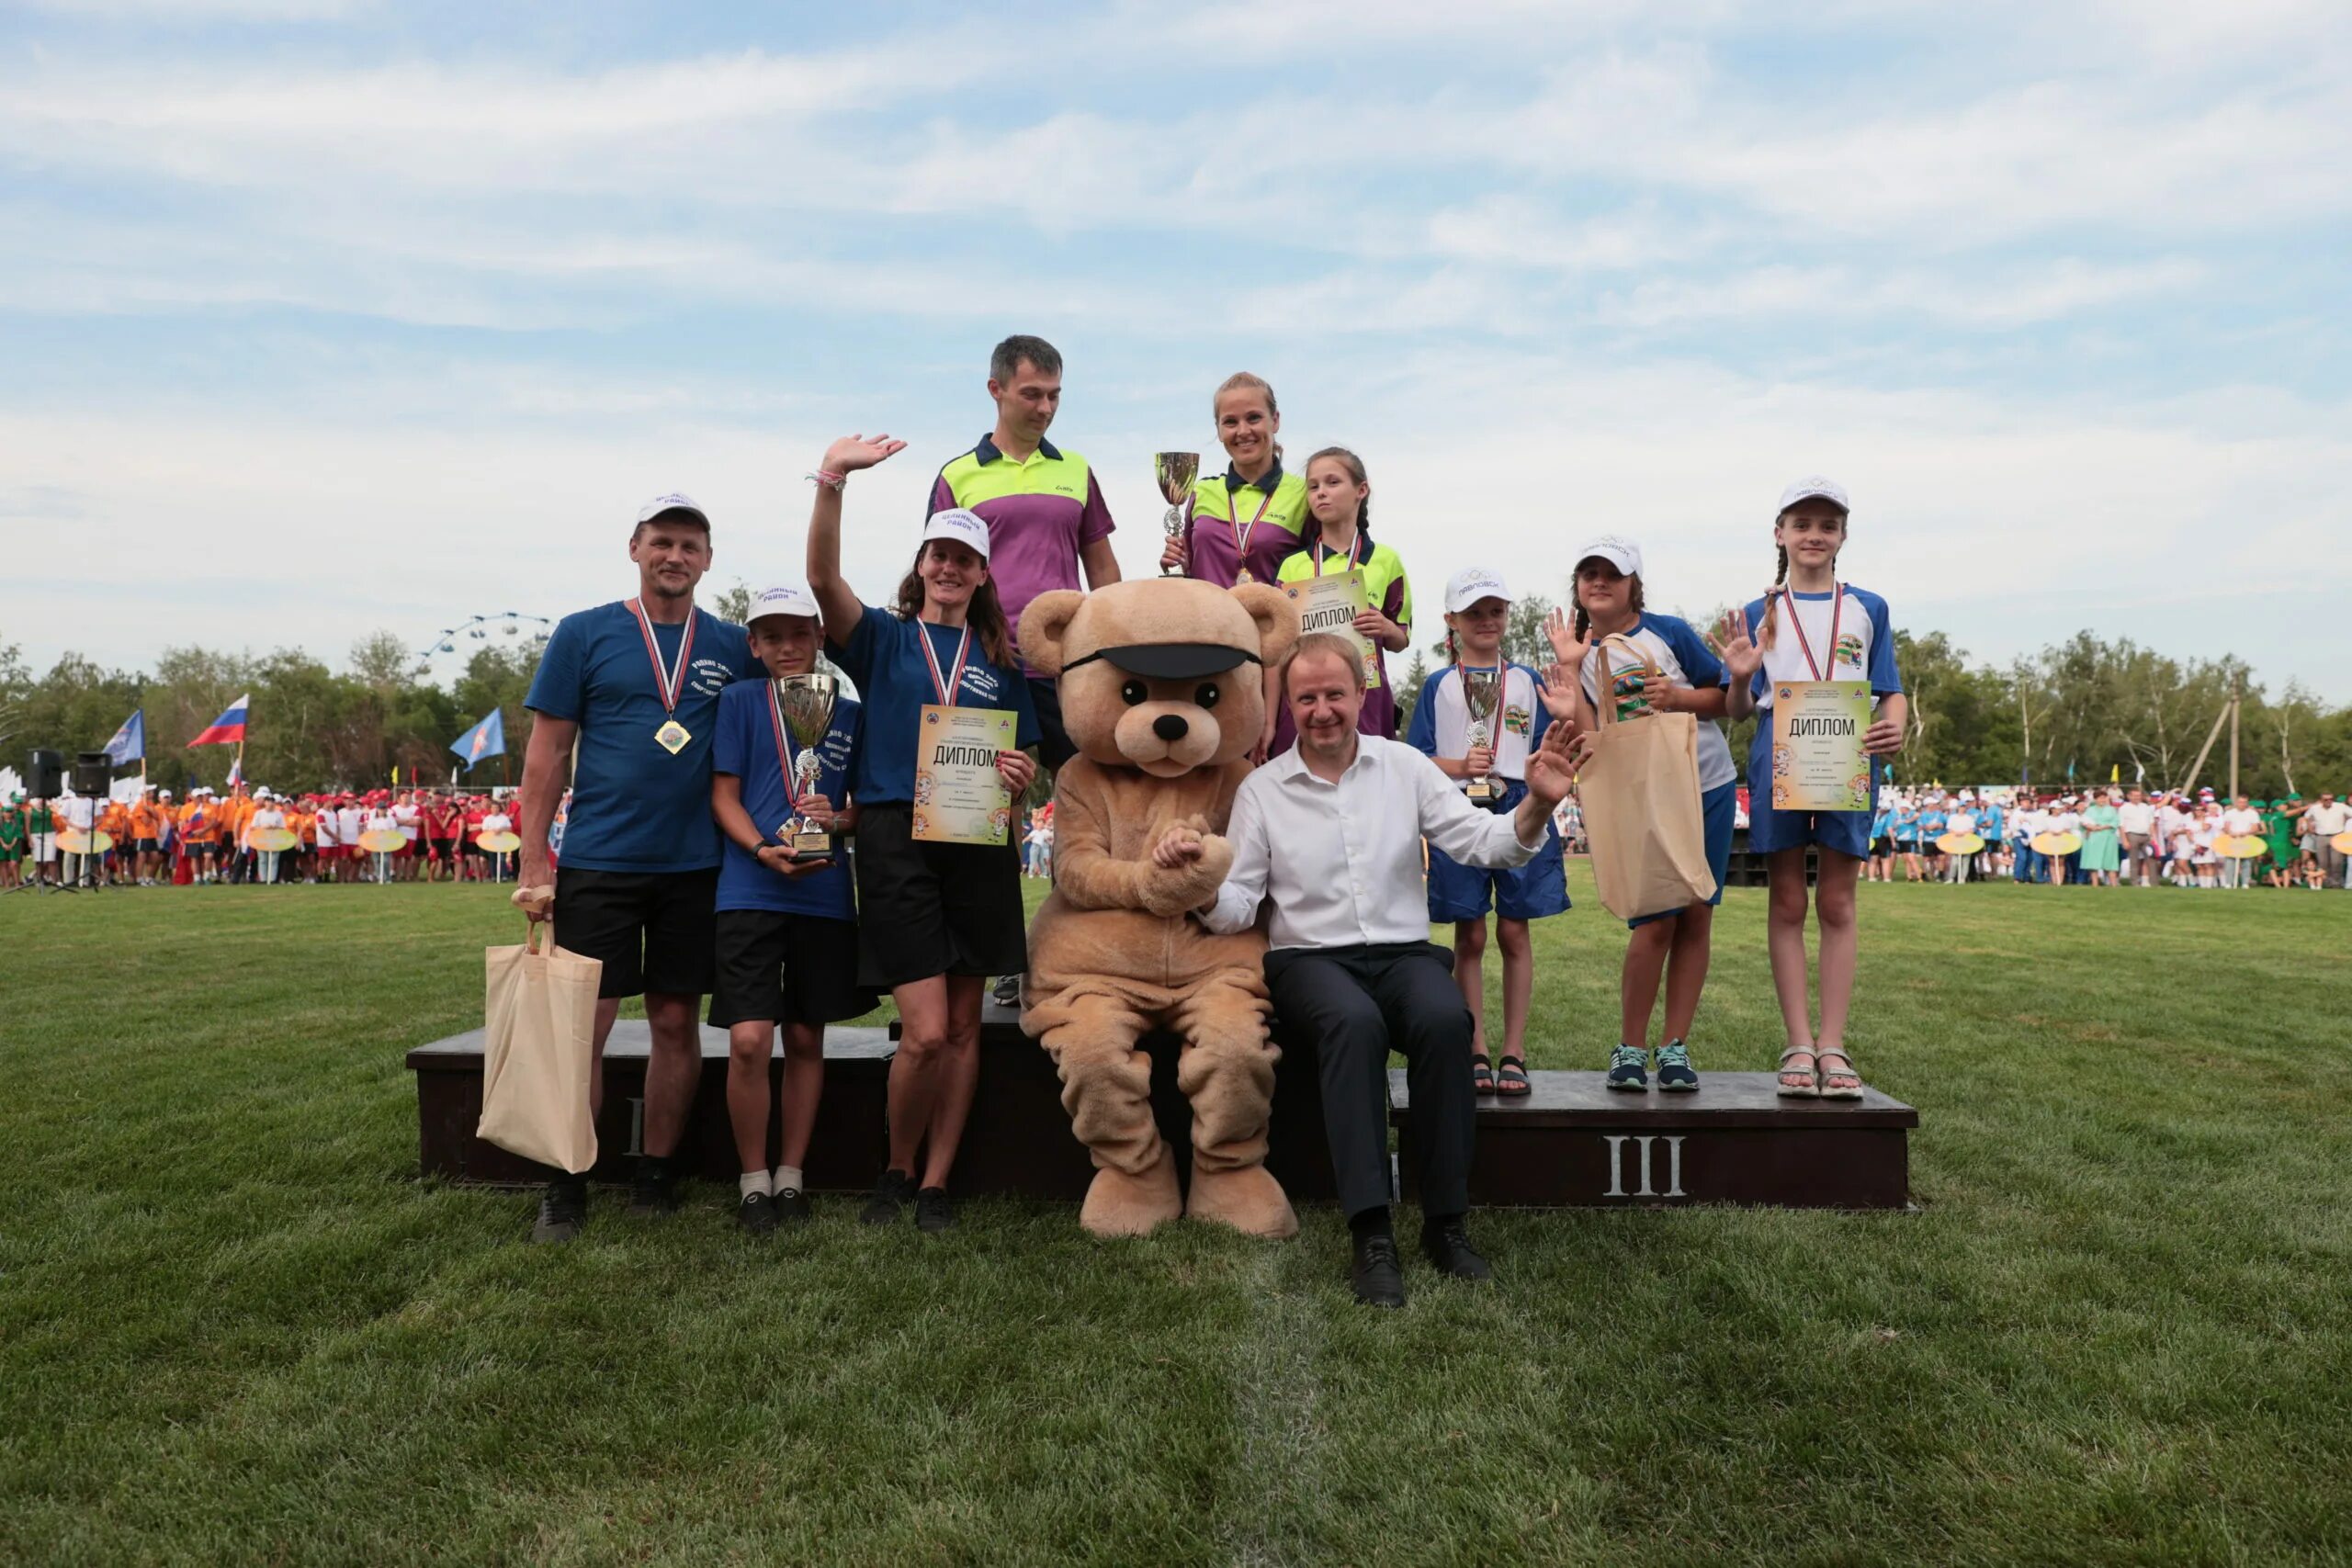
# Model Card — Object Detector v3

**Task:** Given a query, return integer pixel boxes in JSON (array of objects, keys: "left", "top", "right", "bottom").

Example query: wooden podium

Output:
[{"left": 409, "top": 1006, "right": 1914, "bottom": 1210}]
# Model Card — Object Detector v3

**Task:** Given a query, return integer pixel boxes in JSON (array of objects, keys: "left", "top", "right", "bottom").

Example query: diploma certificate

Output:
[
  {"left": 1281, "top": 568, "right": 1381, "bottom": 688},
  {"left": 1770, "top": 681, "right": 1872, "bottom": 812},
  {"left": 911, "top": 704, "right": 1017, "bottom": 846}
]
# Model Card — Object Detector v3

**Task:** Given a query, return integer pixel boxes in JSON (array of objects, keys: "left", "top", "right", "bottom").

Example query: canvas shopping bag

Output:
[
  {"left": 479, "top": 919, "right": 601, "bottom": 1174},
  {"left": 1575, "top": 633, "right": 1720, "bottom": 921}
]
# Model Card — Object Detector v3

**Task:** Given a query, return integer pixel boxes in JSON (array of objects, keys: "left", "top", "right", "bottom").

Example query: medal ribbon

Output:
[
  {"left": 628, "top": 597, "right": 697, "bottom": 715},
  {"left": 1781, "top": 581, "right": 1845, "bottom": 683},
  {"left": 917, "top": 621, "right": 975, "bottom": 706},
  {"left": 1228, "top": 482, "right": 1274, "bottom": 570},
  {"left": 1312, "top": 529, "right": 1362, "bottom": 577}
]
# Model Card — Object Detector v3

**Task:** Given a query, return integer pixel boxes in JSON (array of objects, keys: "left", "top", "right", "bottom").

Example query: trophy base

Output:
[
  {"left": 780, "top": 825, "right": 839, "bottom": 863},
  {"left": 1464, "top": 782, "right": 1500, "bottom": 808}
]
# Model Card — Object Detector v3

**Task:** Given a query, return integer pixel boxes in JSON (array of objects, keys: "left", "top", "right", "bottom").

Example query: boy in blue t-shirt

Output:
[{"left": 708, "top": 586, "right": 877, "bottom": 1234}]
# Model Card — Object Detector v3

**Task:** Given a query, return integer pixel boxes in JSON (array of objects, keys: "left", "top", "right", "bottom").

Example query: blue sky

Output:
[{"left": 5, "top": 0, "right": 2348, "bottom": 697}]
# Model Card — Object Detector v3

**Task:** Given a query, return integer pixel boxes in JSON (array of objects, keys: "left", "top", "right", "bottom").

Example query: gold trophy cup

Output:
[
  {"left": 1155, "top": 451, "right": 1199, "bottom": 578},
  {"left": 1461, "top": 669, "right": 1502, "bottom": 805},
  {"left": 773, "top": 672, "right": 841, "bottom": 862}
]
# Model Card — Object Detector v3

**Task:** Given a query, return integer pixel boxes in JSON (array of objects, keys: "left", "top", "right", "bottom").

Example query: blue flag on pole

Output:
[
  {"left": 103, "top": 708, "right": 145, "bottom": 765},
  {"left": 449, "top": 709, "right": 505, "bottom": 772}
]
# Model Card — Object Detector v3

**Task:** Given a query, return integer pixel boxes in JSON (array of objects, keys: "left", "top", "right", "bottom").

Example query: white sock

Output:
[
  {"left": 739, "top": 1170, "right": 772, "bottom": 1200},
  {"left": 773, "top": 1165, "right": 804, "bottom": 1196}
]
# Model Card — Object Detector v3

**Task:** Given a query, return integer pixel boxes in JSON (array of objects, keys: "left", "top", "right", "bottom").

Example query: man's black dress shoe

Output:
[{"left": 1351, "top": 1232, "right": 1406, "bottom": 1308}]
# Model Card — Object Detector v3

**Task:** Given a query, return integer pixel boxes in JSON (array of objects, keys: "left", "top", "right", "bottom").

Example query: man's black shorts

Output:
[
  {"left": 707, "top": 908, "right": 877, "bottom": 1030},
  {"left": 553, "top": 864, "right": 718, "bottom": 1000},
  {"left": 1027, "top": 674, "right": 1077, "bottom": 771},
  {"left": 428, "top": 837, "right": 457, "bottom": 863}
]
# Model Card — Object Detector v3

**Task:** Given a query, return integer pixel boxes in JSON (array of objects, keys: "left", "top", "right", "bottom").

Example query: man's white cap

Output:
[
  {"left": 1778, "top": 476, "right": 1849, "bottom": 513},
  {"left": 747, "top": 584, "right": 821, "bottom": 625},
  {"left": 636, "top": 492, "right": 710, "bottom": 528},
  {"left": 160, "top": 789, "right": 173, "bottom": 797},
  {"left": 1444, "top": 568, "right": 1511, "bottom": 614},
  {"left": 922, "top": 507, "right": 991, "bottom": 561},
  {"left": 1573, "top": 536, "right": 1644, "bottom": 578}
]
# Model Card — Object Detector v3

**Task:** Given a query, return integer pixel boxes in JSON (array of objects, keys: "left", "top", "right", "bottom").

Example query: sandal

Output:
[
  {"left": 1495, "top": 1055, "right": 1532, "bottom": 1098},
  {"left": 1777, "top": 1046, "right": 1821, "bottom": 1098},
  {"left": 1471, "top": 1054, "right": 1496, "bottom": 1095},
  {"left": 1815, "top": 1049, "right": 1863, "bottom": 1100}
]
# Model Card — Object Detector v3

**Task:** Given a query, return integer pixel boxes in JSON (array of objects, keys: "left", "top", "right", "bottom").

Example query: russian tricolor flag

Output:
[{"left": 189, "top": 694, "right": 250, "bottom": 747}]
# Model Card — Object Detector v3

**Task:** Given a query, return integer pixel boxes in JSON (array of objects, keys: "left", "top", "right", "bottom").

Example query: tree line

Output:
[{"left": 6, "top": 591, "right": 2347, "bottom": 799}]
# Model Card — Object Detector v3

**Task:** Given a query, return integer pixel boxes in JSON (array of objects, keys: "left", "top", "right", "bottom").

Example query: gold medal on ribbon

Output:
[
  {"left": 1234, "top": 567, "right": 1255, "bottom": 585},
  {"left": 655, "top": 719, "right": 690, "bottom": 754}
]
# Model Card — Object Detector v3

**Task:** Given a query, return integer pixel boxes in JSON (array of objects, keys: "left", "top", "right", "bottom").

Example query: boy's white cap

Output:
[
  {"left": 636, "top": 492, "right": 709, "bottom": 528},
  {"left": 1778, "top": 476, "right": 1849, "bottom": 513},
  {"left": 746, "top": 584, "right": 821, "bottom": 624},
  {"left": 921, "top": 507, "right": 991, "bottom": 561},
  {"left": 1573, "top": 536, "right": 1644, "bottom": 578},
  {"left": 1443, "top": 568, "right": 1511, "bottom": 614}
]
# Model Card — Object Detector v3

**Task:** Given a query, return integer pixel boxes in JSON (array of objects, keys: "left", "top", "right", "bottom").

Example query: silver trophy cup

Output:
[
  {"left": 1155, "top": 451, "right": 1199, "bottom": 577},
  {"left": 1461, "top": 669, "right": 1502, "bottom": 805},
  {"left": 773, "top": 672, "right": 841, "bottom": 862}
]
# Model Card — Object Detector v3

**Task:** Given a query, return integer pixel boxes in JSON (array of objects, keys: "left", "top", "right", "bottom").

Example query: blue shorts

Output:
[
  {"left": 1427, "top": 792, "right": 1569, "bottom": 924},
  {"left": 1630, "top": 781, "right": 1736, "bottom": 929},
  {"left": 1745, "top": 737, "right": 1874, "bottom": 860}
]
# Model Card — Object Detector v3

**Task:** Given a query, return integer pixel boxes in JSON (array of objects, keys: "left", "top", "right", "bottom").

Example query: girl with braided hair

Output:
[{"left": 1716, "top": 479, "right": 1907, "bottom": 1100}]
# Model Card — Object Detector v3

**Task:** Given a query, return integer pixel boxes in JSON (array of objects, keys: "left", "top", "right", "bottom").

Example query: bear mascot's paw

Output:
[{"left": 1018, "top": 578, "right": 1301, "bottom": 1239}]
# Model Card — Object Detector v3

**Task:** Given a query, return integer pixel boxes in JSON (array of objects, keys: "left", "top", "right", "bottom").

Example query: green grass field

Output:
[{"left": 5, "top": 869, "right": 2349, "bottom": 1565}]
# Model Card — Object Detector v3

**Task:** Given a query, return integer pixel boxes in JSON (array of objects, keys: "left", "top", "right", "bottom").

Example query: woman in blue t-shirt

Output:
[{"left": 806, "top": 433, "right": 1042, "bottom": 1235}]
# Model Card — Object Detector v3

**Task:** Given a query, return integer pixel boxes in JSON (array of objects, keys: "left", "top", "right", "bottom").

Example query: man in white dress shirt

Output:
[{"left": 1179, "top": 632, "right": 1579, "bottom": 1307}]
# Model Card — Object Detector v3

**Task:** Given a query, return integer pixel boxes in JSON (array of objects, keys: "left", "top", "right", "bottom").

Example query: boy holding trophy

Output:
[
  {"left": 707, "top": 585, "right": 876, "bottom": 1234},
  {"left": 1408, "top": 568, "right": 1566, "bottom": 1097}
]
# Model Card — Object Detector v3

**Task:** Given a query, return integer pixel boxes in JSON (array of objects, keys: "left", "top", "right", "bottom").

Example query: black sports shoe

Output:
[
  {"left": 773, "top": 1187, "right": 812, "bottom": 1225},
  {"left": 628, "top": 1156, "right": 677, "bottom": 1215},
  {"left": 914, "top": 1186, "right": 956, "bottom": 1233},
  {"left": 989, "top": 974, "right": 1023, "bottom": 1010},
  {"left": 861, "top": 1168, "right": 917, "bottom": 1225},
  {"left": 1420, "top": 1217, "right": 1492, "bottom": 1281},
  {"left": 736, "top": 1190, "right": 778, "bottom": 1235},
  {"left": 532, "top": 1178, "right": 587, "bottom": 1244},
  {"left": 1351, "top": 1232, "right": 1406, "bottom": 1308}
]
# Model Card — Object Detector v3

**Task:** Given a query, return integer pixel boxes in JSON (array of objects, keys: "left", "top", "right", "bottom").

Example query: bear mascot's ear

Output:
[
  {"left": 1017, "top": 590, "right": 1088, "bottom": 678},
  {"left": 1230, "top": 582, "right": 1302, "bottom": 672}
]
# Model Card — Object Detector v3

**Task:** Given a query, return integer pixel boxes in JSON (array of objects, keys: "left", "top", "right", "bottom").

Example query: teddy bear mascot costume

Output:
[{"left": 1016, "top": 578, "right": 1300, "bottom": 1237}]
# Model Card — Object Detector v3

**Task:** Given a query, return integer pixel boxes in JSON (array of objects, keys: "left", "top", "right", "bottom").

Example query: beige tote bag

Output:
[
  {"left": 479, "top": 919, "right": 601, "bottom": 1174},
  {"left": 1576, "top": 634, "right": 1720, "bottom": 921}
]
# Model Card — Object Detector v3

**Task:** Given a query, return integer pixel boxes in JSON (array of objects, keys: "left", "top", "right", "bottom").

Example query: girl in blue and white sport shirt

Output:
[
  {"left": 1542, "top": 536, "right": 1736, "bottom": 1096},
  {"left": 1717, "top": 478, "right": 1907, "bottom": 1100}
]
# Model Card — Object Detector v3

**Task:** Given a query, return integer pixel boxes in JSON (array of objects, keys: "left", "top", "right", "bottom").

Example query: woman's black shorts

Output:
[{"left": 851, "top": 802, "right": 1025, "bottom": 991}]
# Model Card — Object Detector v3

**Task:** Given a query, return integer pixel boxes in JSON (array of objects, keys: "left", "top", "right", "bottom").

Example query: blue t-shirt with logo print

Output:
[
  {"left": 828, "top": 604, "right": 1040, "bottom": 805},
  {"left": 710, "top": 679, "right": 860, "bottom": 919},
  {"left": 525, "top": 601, "right": 763, "bottom": 873}
]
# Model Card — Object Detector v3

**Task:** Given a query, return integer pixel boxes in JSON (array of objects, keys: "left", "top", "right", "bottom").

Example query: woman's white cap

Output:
[
  {"left": 1573, "top": 536, "right": 1644, "bottom": 577},
  {"left": 1443, "top": 568, "right": 1511, "bottom": 613},
  {"left": 922, "top": 507, "right": 991, "bottom": 560},
  {"left": 1778, "top": 476, "right": 1849, "bottom": 513}
]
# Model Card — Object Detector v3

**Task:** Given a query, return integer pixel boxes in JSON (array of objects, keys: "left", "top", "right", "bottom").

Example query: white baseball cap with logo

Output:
[
  {"left": 922, "top": 507, "right": 991, "bottom": 561},
  {"left": 636, "top": 492, "right": 710, "bottom": 528},
  {"left": 1443, "top": 568, "right": 1511, "bottom": 614},
  {"left": 1573, "top": 536, "right": 1645, "bottom": 578},
  {"left": 1778, "top": 476, "right": 1849, "bottom": 513},
  {"left": 746, "top": 584, "right": 821, "bottom": 625}
]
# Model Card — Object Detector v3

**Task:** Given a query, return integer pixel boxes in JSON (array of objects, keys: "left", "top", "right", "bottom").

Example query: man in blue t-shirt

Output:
[
  {"left": 516, "top": 491, "right": 763, "bottom": 1243},
  {"left": 707, "top": 585, "right": 876, "bottom": 1235}
]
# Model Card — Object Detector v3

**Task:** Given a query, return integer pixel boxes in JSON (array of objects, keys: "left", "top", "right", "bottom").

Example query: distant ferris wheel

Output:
[{"left": 411, "top": 611, "right": 554, "bottom": 680}]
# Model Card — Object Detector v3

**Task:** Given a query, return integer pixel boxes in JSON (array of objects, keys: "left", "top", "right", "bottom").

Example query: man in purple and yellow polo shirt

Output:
[{"left": 927, "top": 333, "right": 1119, "bottom": 768}]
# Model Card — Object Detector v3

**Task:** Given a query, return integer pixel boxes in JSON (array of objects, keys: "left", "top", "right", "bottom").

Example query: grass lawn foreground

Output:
[{"left": 4, "top": 868, "right": 2349, "bottom": 1564}]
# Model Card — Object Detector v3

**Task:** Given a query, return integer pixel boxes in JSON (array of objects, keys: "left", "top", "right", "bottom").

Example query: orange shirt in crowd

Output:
[
  {"left": 130, "top": 799, "right": 164, "bottom": 839},
  {"left": 177, "top": 802, "right": 217, "bottom": 844}
]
